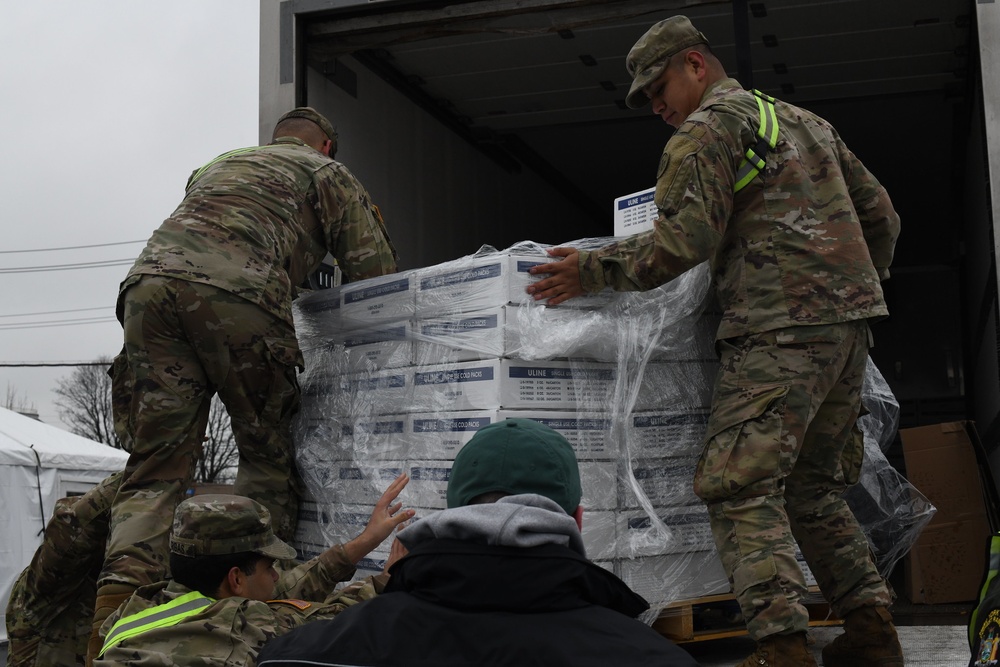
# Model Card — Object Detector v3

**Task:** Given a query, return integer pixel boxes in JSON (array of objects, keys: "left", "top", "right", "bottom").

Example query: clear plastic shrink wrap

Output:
[{"left": 290, "top": 240, "right": 935, "bottom": 616}]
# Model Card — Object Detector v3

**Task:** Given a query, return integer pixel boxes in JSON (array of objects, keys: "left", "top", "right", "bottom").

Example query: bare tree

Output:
[
  {"left": 198, "top": 398, "right": 239, "bottom": 483},
  {"left": 54, "top": 360, "right": 239, "bottom": 482},
  {"left": 4, "top": 383, "right": 38, "bottom": 417},
  {"left": 54, "top": 357, "right": 119, "bottom": 447}
]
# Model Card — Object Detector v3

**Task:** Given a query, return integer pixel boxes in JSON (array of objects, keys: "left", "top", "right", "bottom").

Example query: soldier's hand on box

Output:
[
  {"left": 526, "top": 247, "right": 584, "bottom": 306},
  {"left": 344, "top": 473, "right": 415, "bottom": 563}
]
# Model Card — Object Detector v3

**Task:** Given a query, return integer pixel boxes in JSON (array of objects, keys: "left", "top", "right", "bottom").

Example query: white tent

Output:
[{"left": 0, "top": 406, "right": 128, "bottom": 643}]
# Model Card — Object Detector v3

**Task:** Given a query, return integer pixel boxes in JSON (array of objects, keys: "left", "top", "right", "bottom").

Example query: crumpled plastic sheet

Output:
[{"left": 290, "top": 238, "right": 934, "bottom": 615}]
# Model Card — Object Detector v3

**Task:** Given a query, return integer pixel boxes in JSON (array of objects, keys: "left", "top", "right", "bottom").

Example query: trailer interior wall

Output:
[
  {"left": 975, "top": 0, "right": 1000, "bottom": 485},
  {"left": 966, "top": 85, "right": 1000, "bottom": 487},
  {"left": 260, "top": 0, "right": 984, "bottom": 435},
  {"left": 301, "top": 59, "right": 599, "bottom": 270}
]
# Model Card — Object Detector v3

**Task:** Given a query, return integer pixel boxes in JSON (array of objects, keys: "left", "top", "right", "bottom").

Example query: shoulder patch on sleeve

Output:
[{"left": 267, "top": 598, "right": 312, "bottom": 611}]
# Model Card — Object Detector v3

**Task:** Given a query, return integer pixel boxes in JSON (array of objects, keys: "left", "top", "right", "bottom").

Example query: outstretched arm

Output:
[
  {"left": 274, "top": 474, "right": 414, "bottom": 599},
  {"left": 343, "top": 473, "right": 415, "bottom": 564}
]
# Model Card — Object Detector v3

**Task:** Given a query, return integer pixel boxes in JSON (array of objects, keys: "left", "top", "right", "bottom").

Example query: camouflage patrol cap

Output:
[
  {"left": 170, "top": 494, "right": 297, "bottom": 560},
  {"left": 625, "top": 16, "right": 709, "bottom": 109},
  {"left": 276, "top": 107, "right": 338, "bottom": 144},
  {"left": 446, "top": 418, "right": 582, "bottom": 515}
]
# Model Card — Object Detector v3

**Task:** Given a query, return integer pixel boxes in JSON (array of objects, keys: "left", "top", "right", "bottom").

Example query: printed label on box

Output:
[{"left": 613, "top": 187, "right": 657, "bottom": 237}]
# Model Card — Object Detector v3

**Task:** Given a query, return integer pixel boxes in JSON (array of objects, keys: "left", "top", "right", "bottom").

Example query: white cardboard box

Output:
[
  {"left": 613, "top": 187, "right": 658, "bottom": 237},
  {"left": 338, "top": 271, "right": 416, "bottom": 326},
  {"left": 617, "top": 505, "right": 715, "bottom": 557},
  {"left": 582, "top": 510, "right": 617, "bottom": 560},
  {"left": 334, "top": 367, "right": 413, "bottom": 416},
  {"left": 618, "top": 550, "right": 731, "bottom": 605},
  {"left": 412, "top": 304, "right": 625, "bottom": 364},
  {"left": 628, "top": 410, "right": 710, "bottom": 458},
  {"left": 414, "top": 252, "right": 613, "bottom": 316},
  {"left": 342, "top": 322, "right": 413, "bottom": 371},
  {"left": 497, "top": 410, "right": 617, "bottom": 460},
  {"left": 414, "top": 253, "right": 542, "bottom": 315},
  {"left": 412, "top": 307, "right": 510, "bottom": 364},
  {"left": 407, "top": 411, "right": 499, "bottom": 459},
  {"left": 621, "top": 456, "right": 701, "bottom": 508},
  {"left": 410, "top": 359, "right": 617, "bottom": 412}
]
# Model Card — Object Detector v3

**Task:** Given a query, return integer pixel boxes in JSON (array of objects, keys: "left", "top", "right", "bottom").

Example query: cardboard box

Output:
[
  {"left": 333, "top": 367, "right": 412, "bottom": 416},
  {"left": 582, "top": 511, "right": 617, "bottom": 560},
  {"left": 407, "top": 411, "right": 498, "bottom": 459},
  {"left": 617, "top": 505, "right": 715, "bottom": 557},
  {"left": 412, "top": 307, "right": 511, "bottom": 364},
  {"left": 339, "top": 271, "right": 417, "bottom": 326},
  {"left": 342, "top": 323, "right": 413, "bottom": 370},
  {"left": 618, "top": 550, "right": 730, "bottom": 605},
  {"left": 899, "top": 420, "right": 992, "bottom": 603},
  {"left": 613, "top": 187, "right": 658, "bottom": 237},
  {"left": 413, "top": 253, "right": 612, "bottom": 316},
  {"left": 410, "top": 359, "right": 618, "bottom": 412},
  {"left": 621, "top": 456, "right": 700, "bottom": 508},
  {"left": 496, "top": 410, "right": 616, "bottom": 460},
  {"left": 628, "top": 410, "right": 710, "bottom": 457}
]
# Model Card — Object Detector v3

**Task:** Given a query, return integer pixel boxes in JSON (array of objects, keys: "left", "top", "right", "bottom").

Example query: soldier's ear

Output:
[{"left": 220, "top": 566, "right": 244, "bottom": 598}]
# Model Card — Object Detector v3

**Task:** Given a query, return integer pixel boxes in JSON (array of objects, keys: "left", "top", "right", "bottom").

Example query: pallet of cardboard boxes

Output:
[{"left": 290, "top": 240, "right": 936, "bottom": 639}]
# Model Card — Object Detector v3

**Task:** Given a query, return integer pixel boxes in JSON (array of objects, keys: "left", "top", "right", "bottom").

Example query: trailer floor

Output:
[
  {"left": 682, "top": 602, "right": 971, "bottom": 666},
  {"left": 0, "top": 607, "right": 972, "bottom": 665}
]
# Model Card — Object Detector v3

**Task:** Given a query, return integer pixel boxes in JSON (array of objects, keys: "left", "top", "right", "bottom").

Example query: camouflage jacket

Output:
[
  {"left": 5, "top": 471, "right": 122, "bottom": 667},
  {"left": 579, "top": 78, "right": 899, "bottom": 339},
  {"left": 118, "top": 137, "right": 399, "bottom": 326},
  {"left": 93, "top": 544, "right": 382, "bottom": 667}
]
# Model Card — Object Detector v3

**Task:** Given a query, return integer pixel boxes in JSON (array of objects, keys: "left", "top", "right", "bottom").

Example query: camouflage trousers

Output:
[
  {"left": 693, "top": 320, "right": 891, "bottom": 640},
  {"left": 100, "top": 276, "right": 303, "bottom": 592},
  {"left": 6, "top": 471, "right": 121, "bottom": 667}
]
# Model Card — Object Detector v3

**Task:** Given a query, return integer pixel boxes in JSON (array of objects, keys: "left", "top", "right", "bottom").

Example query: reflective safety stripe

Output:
[
  {"left": 970, "top": 534, "right": 1000, "bottom": 647},
  {"left": 734, "top": 89, "right": 780, "bottom": 193},
  {"left": 98, "top": 590, "right": 214, "bottom": 657},
  {"left": 187, "top": 145, "right": 261, "bottom": 187}
]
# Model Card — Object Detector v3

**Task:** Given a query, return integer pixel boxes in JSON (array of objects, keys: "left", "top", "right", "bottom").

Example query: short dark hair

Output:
[
  {"left": 169, "top": 551, "right": 269, "bottom": 597},
  {"left": 272, "top": 117, "right": 334, "bottom": 154},
  {"left": 469, "top": 491, "right": 509, "bottom": 505}
]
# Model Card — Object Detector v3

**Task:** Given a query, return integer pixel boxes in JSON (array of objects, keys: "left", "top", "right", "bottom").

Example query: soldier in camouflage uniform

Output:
[
  {"left": 528, "top": 16, "right": 902, "bottom": 667},
  {"left": 6, "top": 471, "right": 122, "bottom": 667},
  {"left": 90, "top": 106, "right": 399, "bottom": 664},
  {"left": 93, "top": 474, "right": 413, "bottom": 667}
]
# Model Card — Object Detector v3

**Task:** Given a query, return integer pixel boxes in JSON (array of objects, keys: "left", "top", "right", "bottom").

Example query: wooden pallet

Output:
[{"left": 652, "top": 591, "right": 841, "bottom": 643}]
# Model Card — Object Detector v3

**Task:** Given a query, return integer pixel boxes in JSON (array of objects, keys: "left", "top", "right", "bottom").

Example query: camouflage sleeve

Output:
[
  {"left": 835, "top": 132, "right": 900, "bottom": 280},
  {"left": 578, "top": 122, "right": 725, "bottom": 293},
  {"left": 315, "top": 165, "right": 399, "bottom": 282},
  {"left": 273, "top": 543, "right": 357, "bottom": 601}
]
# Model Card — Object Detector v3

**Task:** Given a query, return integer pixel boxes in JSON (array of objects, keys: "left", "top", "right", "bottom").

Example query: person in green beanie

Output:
[{"left": 256, "top": 418, "right": 699, "bottom": 667}]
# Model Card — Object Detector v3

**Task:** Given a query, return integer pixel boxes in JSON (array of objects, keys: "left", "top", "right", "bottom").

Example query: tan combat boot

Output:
[
  {"left": 737, "top": 631, "right": 818, "bottom": 666},
  {"left": 821, "top": 605, "right": 904, "bottom": 667}
]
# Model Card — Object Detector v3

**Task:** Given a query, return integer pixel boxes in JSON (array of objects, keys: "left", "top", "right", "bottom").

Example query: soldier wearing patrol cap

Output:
[
  {"left": 527, "top": 15, "right": 902, "bottom": 667},
  {"left": 93, "top": 474, "right": 413, "bottom": 667},
  {"left": 90, "top": 105, "right": 399, "bottom": 663}
]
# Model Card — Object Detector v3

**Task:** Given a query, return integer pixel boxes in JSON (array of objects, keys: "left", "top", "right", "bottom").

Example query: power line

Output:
[
  {"left": 0, "top": 239, "right": 146, "bottom": 254},
  {"left": 0, "top": 258, "right": 135, "bottom": 274},
  {"left": 0, "top": 306, "right": 112, "bottom": 319},
  {"left": 0, "top": 361, "right": 110, "bottom": 367},
  {"left": 0, "top": 316, "right": 117, "bottom": 331}
]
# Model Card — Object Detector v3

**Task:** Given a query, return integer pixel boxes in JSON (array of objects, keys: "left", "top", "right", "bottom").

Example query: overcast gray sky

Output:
[{"left": 0, "top": 2, "right": 260, "bottom": 429}]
